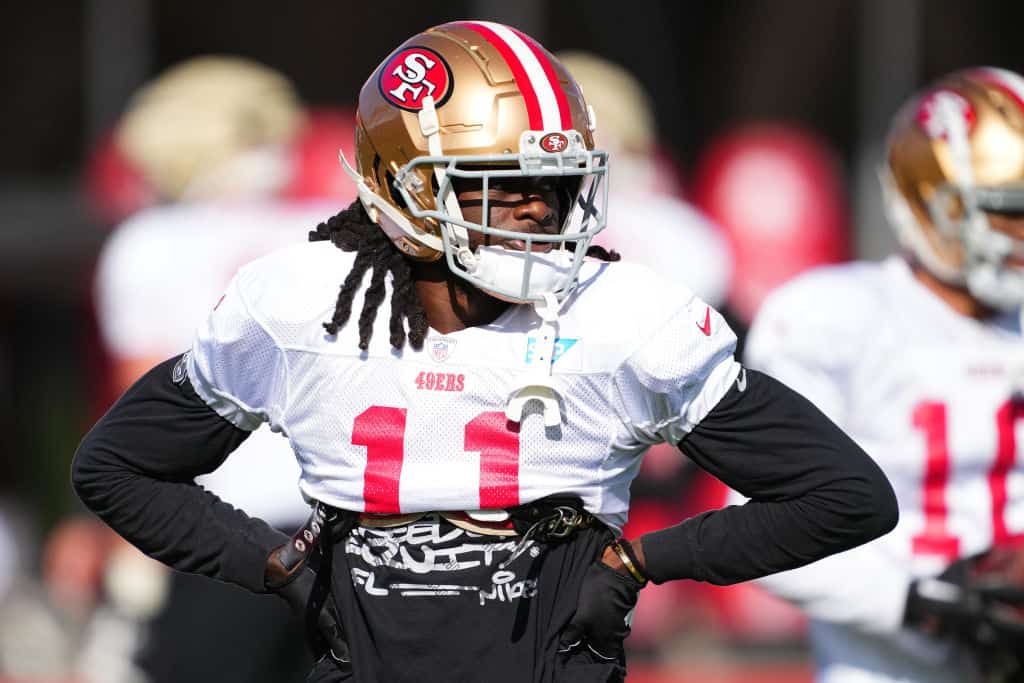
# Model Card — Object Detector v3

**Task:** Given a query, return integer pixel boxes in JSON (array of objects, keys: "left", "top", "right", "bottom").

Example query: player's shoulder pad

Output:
[{"left": 232, "top": 241, "right": 356, "bottom": 329}]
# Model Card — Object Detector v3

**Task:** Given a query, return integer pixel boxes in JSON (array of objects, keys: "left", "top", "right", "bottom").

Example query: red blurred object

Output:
[
  {"left": 693, "top": 125, "right": 849, "bottom": 324},
  {"left": 82, "top": 127, "right": 156, "bottom": 225},
  {"left": 627, "top": 663, "right": 813, "bottom": 683},
  {"left": 702, "top": 581, "right": 808, "bottom": 642},
  {"left": 282, "top": 107, "right": 358, "bottom": 204},
  {"left": 42, "top": 516, "right": 116, "bottom": 615}
]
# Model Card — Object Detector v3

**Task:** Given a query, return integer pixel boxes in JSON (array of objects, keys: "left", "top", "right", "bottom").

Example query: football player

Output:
[
  {"left": 732, "top": 67, "right": 1024, "bottom": 683},
  {"left": 72, "top": 21, "right": 896, "bottom": 683}
]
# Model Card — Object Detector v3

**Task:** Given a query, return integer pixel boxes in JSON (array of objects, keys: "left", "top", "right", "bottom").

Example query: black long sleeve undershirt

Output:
[
  {"left": 640, "top": 368, "right": 899, "bottom": 585},
  {"left": 71, "top": 355, "right": 289, "bottom": 593}
]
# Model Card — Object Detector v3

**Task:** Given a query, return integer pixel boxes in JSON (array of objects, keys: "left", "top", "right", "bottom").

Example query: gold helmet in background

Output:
[
  {"left": 883, "top": 67, "right": 1024, "bottom": 310},
  {"left": 555, "top": 51, "right": 656, "bottom": 157},
  {"left": 117, "top": 56, "right": 303, "bottom": 202},
  {"left": 340, "top": 20, "right": 608, "bottom": 304},
  {"left": 555, "top": 51, "right": 662, "bottom": 197}
]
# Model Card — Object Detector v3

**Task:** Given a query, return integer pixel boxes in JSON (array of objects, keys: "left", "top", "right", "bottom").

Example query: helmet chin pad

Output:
[{"left": 459, "top": 245, "right": 576, "bottom": 303}]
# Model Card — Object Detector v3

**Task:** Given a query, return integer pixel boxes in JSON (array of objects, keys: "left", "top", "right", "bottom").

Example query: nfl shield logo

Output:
[{"left": 429, "top": 337, "right": 456, "bottom": 363}]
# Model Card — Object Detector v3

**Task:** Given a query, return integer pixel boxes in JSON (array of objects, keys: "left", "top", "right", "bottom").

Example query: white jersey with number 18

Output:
[{"left": 737, "top": 255, "right": 1024, "bottom": 682}]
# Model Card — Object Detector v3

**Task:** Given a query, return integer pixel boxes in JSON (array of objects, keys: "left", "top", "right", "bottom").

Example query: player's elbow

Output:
[
  {"left": 70, "top": 429, "right": 115, "bottom": 513},
  {"left": 71, "top": 435, "right": 98, "bottom": 507},
  {"left": 839, "top": 459, "right": 899, "bottom": 551},
  {"left": 864, "top": 469, "right": 899, "bottom": 542}
]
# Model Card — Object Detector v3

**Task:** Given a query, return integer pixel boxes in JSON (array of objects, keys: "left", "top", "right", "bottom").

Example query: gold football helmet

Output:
[
  {"left": 883, "top": 67, "right": 1024, "bottom": 310},
  {"left": 117, "top": 56, "right": 303, "bottom": 202},
  {"left": 339, "top": 21, "right": 608, "bottom": 304}
]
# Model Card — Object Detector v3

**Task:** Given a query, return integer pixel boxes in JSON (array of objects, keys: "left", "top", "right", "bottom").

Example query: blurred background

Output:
[{"left": 2, "top": 0, "right": 1023, "bottom": 681}]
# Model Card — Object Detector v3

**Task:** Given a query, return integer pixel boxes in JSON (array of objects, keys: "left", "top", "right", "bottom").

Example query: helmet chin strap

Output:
[{"left": 506, "top": 292, "right": 564, "bottom": 427}]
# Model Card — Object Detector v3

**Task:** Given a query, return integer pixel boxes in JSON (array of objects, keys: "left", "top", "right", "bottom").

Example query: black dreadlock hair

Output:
[
  {"left": 309, "top": 200, "right": 620, "bottom": 352},
  {"left": 309, "top": 201, "right": 427, "bottom": 351}
]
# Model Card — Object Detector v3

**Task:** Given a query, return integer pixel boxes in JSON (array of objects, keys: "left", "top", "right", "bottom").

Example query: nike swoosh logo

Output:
[
  {"left": 696, "top": 307, "right": 712, "bottom": 336},
  {"left": 736, "top": 368, "right": 747, "bottom": 392}
]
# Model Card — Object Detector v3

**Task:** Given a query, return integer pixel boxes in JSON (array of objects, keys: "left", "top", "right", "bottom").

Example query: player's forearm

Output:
[
  {"left": 73, "top": 456, "right": 286, "bottom": 592},
  {"left": 638, "top": 369, "right": 898, "bottom": 585},
  {"left": 71, "top": 355, "right": 287, "bottom": 593},
  {"left": 639, "top": 493, "right": 894, "bottom": 585}
]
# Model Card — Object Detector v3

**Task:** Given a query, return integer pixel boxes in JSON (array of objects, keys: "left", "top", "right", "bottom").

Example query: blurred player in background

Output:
[
  {"left": 733, "top": 67, "right": 1024, "bottom": 682},
  {"left": 92, "top": 55, "right": 352, "bottom": 683}
]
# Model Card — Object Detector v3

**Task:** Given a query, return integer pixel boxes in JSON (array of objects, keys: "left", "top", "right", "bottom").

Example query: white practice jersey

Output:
[
  {"left": 736, "top": 255, "right": 1024, "bottom": 683},
  {"left": 96, "top": 200, "right": 338, "bottom": 527},
  {"left": 187, "top": 241, "right": 740, "bottom": 530}
]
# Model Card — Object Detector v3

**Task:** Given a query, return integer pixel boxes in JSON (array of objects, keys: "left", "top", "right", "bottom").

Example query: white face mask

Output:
[{"left": 464, "top": 245, "right": 576, "bottom": 303}]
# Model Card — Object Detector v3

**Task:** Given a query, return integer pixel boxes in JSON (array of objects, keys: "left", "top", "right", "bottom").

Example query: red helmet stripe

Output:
[
  {"left": 459, "top": 21, "right": 565, "bottom": 131},
  {"left": 459, "top": 22, "right": 543, "bottom": 128},
  {"left": 509, "top": 27, "right": 572, "bottom": 129}
]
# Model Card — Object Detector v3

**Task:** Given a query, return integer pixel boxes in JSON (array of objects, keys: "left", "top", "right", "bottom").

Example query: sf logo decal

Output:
[{"left": 379, "top": 47, "right": 453, "bottom": 111}]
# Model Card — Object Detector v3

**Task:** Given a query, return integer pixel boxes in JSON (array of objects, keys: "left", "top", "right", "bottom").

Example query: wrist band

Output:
[{"left": 609, "top": 539, "right": 648, "bottom": 585}]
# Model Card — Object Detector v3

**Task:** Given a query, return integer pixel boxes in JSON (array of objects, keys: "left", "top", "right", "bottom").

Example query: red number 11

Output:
[
  {"left": 352, "top": 406, "right": 521, "bottom": 513},
  {"left": 912, "top": 398, "right": 1024, "bottom": 560}
]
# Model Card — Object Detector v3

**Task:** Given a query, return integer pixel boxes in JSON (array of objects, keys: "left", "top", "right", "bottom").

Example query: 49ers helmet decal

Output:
[
  {"left": 378, "top": 47, "right": 454, "bottom": 112},
  {"left": 339, "top": 20, "right": 608, "bottom": 305},
  {"left": 883, "top": 67, "right": 1024, "bottom": 310}
]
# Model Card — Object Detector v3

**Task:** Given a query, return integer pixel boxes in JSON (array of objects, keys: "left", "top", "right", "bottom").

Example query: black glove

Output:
[
  {"left": 558, "top": 560, "right": 644, "bottom": 661},
  {"left": 274, "top": 565, "right": 351, "bottom": 667},
  {"left": 905, "top": 549, "right": 1024, "bottom": 681}
]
